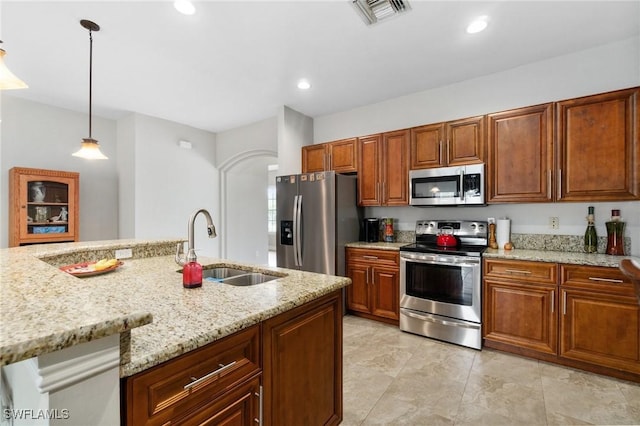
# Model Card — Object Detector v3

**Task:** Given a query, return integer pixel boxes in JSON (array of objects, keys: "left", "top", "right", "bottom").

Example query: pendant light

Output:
[
  {"left": 0, "top": 40, "right": 28, "bottom": 90},
  {"left": 72, "top": 19, "right": 108, "bottom": 160}
]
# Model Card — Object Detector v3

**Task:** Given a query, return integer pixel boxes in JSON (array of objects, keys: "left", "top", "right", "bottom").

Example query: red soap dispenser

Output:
[{"left": 182, "top": 249, "right": 203, "bottom": 288}]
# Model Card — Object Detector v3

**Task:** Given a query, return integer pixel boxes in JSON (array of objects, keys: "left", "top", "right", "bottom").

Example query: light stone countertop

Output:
[
  {"left": 0, "top": 239, "right": 351, "bottom": 377},
  {"left": 345, "top": 240, "right": 639, "bottom": 268},
  {"left": 345, "top": 242, "right": 408, "bottom": 251}
]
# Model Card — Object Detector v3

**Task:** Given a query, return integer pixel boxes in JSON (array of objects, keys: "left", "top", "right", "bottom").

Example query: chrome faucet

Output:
[{"left": 175, "top": 208, "right": 217, "bottom": 266}]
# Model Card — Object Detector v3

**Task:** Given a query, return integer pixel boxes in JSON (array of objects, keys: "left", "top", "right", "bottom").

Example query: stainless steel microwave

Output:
[{"left": 409, "top": 164, "right": 485, "bottom": 206}]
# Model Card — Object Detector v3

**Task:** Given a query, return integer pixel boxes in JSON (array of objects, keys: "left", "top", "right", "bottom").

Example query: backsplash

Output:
[
  {"left": 390, "top": 231, "right": 632, "bottom": 255},
  {"left": 512, "top": 233, "right": 632, "bottom": 255}
]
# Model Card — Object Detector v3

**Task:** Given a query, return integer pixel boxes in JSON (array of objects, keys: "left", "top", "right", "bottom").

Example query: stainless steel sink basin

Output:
[
  {"left": 219, "top": 272, "right": 280, "bottom": 286},
  {"left": 202, "top": 267, "right": 248, "bottom": 281},
  {"left": 179, "top": 266, "right": 283, "bottom": 286}
]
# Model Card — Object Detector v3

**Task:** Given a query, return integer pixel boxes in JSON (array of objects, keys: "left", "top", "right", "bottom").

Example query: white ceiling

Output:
[{"left": 2, "top": 1, "right": 639, "bottom": 133}]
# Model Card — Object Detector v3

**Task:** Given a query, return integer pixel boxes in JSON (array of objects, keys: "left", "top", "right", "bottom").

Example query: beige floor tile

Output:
[{"left": 341, "top": 315, "right": 640, "bottom": 426}]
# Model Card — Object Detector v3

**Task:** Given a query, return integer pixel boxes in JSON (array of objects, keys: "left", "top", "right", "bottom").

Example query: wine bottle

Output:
[{"left": 584, "top": 206, "right": 597, "bottom": 253}]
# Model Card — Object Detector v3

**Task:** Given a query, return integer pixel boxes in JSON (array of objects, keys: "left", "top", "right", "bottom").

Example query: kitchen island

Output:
[{"left": 0, "top": 239, "right": 350, "bottom": 425}]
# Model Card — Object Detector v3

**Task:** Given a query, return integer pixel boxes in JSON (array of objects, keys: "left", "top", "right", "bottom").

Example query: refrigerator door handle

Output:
[{"left": 293, "top": 194, "right": 302, "bottom": 267}]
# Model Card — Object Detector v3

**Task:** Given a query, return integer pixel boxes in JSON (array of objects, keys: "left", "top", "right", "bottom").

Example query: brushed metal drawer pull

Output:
[
  {"left": 551, "top": 290, "right": 555, "bottom": 313},
  {"left": 588, "top": 277, "right": 624, "bottom": 284},
  {"left": 362, "top": 255, "right": 379, "bottom": 260},
  {"left": 184, "top": 361, "right": 237, "bottom": 390},
  {"left": 504, "top": 269, "right": 532, "bottom": 275}
]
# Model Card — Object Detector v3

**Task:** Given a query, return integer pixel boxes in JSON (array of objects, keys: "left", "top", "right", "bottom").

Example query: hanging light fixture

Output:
[
  {"left": 72, "top": 19, "right": 108, "bottom": 160},
  {"left": 0, "top": 40, "right": 28, "bottom": 90}
]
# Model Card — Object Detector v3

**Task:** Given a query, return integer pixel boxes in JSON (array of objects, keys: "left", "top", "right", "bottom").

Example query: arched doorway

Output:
[{"left": 218, "top": 150, "right": 277, "bottom": 263}]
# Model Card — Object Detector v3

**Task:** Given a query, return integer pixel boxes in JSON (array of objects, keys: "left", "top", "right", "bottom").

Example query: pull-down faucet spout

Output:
[{"left": 176, "top": 208, "right": 217, "bottom": 266}]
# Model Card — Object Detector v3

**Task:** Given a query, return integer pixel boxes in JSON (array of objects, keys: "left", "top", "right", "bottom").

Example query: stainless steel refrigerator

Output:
[{"left": 276, "top": 171, "right": 361, "bottom": 276}]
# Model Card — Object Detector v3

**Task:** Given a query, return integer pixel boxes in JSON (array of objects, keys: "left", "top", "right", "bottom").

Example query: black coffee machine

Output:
[{"left": 362, "top": 218, "right": 380, "bottom": 242}]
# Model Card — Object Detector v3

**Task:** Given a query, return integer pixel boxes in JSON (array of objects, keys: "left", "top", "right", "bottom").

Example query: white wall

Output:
[
  {"left": 277, "top": 106, "right": 313, "bottom": 175},
  {"left": 116, "top": 114, "right": 136, "bottom": 238},
  {"left": 314, "top": 37, "right": 640, "bottom": 142},
  {"left": 1, "top": 96, "right": 119, "bottom": 247},
  {"left": 312, "top": 37, "right": 640, "bottom": 256},
  {"left": 125, "top": 113, "right": 219, "bottom": 257}
]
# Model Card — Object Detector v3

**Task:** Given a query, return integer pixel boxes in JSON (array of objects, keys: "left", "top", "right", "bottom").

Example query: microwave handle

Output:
[{"left": 460, "top": 169, "right": 464, "bottom": 201}]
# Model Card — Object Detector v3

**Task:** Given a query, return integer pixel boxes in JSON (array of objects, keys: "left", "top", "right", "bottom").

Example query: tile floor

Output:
[{"left": 342, "top": 315, "right": 640, "bottom": 425}]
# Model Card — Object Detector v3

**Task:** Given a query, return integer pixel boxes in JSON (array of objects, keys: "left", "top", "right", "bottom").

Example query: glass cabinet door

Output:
[{"left": 9, "top": 168, "right": 79, "bottom": 246}]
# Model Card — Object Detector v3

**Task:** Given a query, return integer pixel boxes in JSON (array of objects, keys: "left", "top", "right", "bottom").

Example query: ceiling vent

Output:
[{"left": 352, "top": 0, "right": 411, "bottom": 25}]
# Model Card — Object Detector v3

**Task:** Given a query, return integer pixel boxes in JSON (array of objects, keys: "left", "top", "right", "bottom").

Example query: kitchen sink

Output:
[
  {"left": 218, "top": 272, "right": 280, "bottom": 286},
  {"left": 179, "top": 266, "right": 283, "bottom": 286},
  {"left": 202, "top": 267, "right": 248, "bottom": 281}
]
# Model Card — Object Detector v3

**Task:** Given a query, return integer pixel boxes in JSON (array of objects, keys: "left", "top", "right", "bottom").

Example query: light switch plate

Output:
[{"left": 115, "top": 248, "right": 133, "bottom": 259}]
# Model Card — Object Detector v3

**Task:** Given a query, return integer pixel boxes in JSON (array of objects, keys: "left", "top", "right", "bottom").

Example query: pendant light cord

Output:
[{"left": 88, "top": 29, "right": 93, "bottom": 139}]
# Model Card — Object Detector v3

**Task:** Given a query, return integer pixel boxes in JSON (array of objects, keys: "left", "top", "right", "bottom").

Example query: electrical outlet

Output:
[
  {"left": 115, "top": 248, "right": 133, "bottom": 259},
  {"left": 549, "top": 217, "right": 559, "bottom": 229}
]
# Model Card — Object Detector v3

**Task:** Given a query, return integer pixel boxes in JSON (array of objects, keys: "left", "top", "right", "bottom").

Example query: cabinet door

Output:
[
  {"left": 302, "top": 144, "right": 327, "bottom": 173},
  {"left": 446, "top": 116, "right": 485, "bottom": 166},
  {"left": 560, "top": 288, "right": 640, "bottom": 374},
  {"left": 381, "top": 129, "right": 409, "bottom": 206},
  {"left": 483, "top": 279, "right": 557, "bottom": 356},
  {"left": 358, "top": 134, "right": 382, "bottom": 206},
  {"left": 328, "top": 138, "right": 358, "bottom": 173},
  {"left": 371, "top": 266, "right": 399, "bottom": 322},
  {"left": 9, "top": 168, "right": 80, "bottom": 247},
  {"left": 346, "top": 261, "right": 370, "bottom": 314},
  {"left": 262, "top": 291, "right": 342, "bottom": 426},
  {"left": 556, "top": 87, "right": 639, "bottom": 201},
  {"left": 487, "top": 104, "right": 554, "bottom": 203},
  {"left": 410, "top": 123, "right": 445, "bottom": 169}
]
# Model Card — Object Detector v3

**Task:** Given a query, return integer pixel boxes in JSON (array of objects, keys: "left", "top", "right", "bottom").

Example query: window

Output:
[{"left": 267, "top": 184, "right": 276, "bottom": 233}]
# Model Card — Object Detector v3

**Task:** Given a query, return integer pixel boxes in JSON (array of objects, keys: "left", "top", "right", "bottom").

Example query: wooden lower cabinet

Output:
[
  {"left": 345, "top": 248, "right": 399, "bottom": 325},
  {"left": 560, "top": 264, "right": 640, "bottom": 375},
  {"left": 484, "top": 280, "right": 557, "bottom": 356},
  {"left": 262, "top": 290, "right": 343, "bottom": 425},
  {"left": 123, "top": 291, "right": 344, "bottom": 425},
  {"left": 483, "top": 258, "right": 640, "bottom": 382}
]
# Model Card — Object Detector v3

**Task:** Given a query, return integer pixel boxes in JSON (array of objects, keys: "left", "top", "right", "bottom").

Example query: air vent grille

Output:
[{"left": 352, "top": 0, "right": 411, "bottom": 25}]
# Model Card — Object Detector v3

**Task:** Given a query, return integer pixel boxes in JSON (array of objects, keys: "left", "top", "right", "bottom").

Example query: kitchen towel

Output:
[{"left": 496, "top": 218, "right": 511, "bottom": 249}]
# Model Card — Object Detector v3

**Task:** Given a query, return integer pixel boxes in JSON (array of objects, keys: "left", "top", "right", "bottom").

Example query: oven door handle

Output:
[
  {"left": 400, "top": 254, "right": 480, "bottom": 268},
  {"left": 402, "top": 309, "right": 480, "bottom": 330}
]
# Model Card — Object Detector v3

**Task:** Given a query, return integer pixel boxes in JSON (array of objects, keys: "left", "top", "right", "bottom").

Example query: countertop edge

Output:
[
  {"left": 345, "top": 241, "right": 639, "bottom": 268},
  {"left": 0, "top": 313, "right": 153, "bottom": 367}
]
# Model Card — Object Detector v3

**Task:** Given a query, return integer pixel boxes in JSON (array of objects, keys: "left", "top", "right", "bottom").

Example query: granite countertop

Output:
[
  {"left": 345, "top": 240, "right": 639, "bottom": 268},
  {"left": 0, "top": 239, "right": 351, "bottom": 377}
]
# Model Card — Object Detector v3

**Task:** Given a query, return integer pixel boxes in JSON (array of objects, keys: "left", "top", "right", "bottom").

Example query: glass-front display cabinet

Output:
[{"left": 9, "top": 167, "right": 79, "bottom": 247}]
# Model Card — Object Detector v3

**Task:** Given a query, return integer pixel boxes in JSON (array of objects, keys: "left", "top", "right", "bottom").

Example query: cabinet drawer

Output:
[
  {"left": 346, "top": 248, "right": 399, "bottom": 268},
  {"left": 484, "top": 259, "right": 557, "bottom": 284},
  {"left": 124, "top": 325, "right": 261, "bottom": 425},
  {"left": 561, "top": 264, "right": 635, "bottom": 296}
]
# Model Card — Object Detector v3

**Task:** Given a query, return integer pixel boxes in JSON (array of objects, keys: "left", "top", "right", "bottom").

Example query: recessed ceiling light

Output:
[
  {"left": 297, "top": 79, "right": 311, "bottom": 90},
  {"left": 174, "top": 0, "right": 196, "bottom": 15},
  {"left": 466, "top": 16, "right": 488, "bottom": 34}
]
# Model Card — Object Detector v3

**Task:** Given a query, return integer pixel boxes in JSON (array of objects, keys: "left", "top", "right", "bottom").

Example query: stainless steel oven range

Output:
[{"left": 400, "top": 220, "right": 488, "bottom": 350}]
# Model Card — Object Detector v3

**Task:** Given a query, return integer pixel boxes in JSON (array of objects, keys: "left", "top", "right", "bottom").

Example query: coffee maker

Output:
[{"left": 362, "top": 218, "right": 380, "bottom": 242}]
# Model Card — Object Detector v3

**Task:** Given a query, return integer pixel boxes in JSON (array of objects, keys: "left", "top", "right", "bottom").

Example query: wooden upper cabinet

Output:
[
  {"left": 301, "top": 144, "right": 327, "bottom": 173},
  {"left": 410, "top": 116, "right": 485, "bottom": 169},
  {"left": 328, "top": 138, "right": 358, "bottom": 173},
  {"left": 446, "top": 115, "right": 486, "bottom": 166},
  {"left": 358, "top": 134, "right": 383, "bottom": 206},
  {"left": 382, "top": 129, "right": 409, "bottom": 206},
  {"left": 556, "top": 87, "right": 639, "bottom": 201},
  {"left": 301, "top": 138, "right": 358, "bottom": 173},
  {"left": 358, "top": 131, "right": 409, "bottom": 206},
  {"left": 410, "top": 123, "right": 445, "bottom": 168},
  {"left": 487, "top": 103, "right": 554, "bottom": 203}
]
